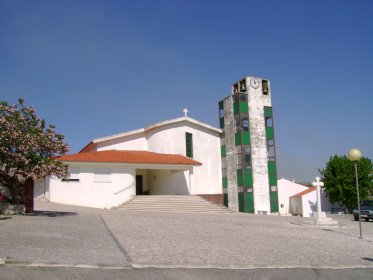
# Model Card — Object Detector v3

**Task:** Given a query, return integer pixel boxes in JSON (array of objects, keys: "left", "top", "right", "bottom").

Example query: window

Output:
[
  {"left": 267, "top": 139, "right": 276, "bottom": 161},
  {"left": 236, "top": 145, "right": 252, "bottom": 169},
  {"left": 265, "top": 117, "right": 273, "bottom": 127},
  {"left": 242, "top": 146, "right": 252, "bottom": 168},
  {"left": 63, "top": 167, "right": 80, "bottom": 182},
  {"left": 186, "top": 132, "right": 193, "bottom": 158},
  {"left": 235, "top": 114, "right": 249, "bottom": 132},
  {"left": 219, "top": 101, "right": 224, "bottom": 118},
  {"left": 264, "top": 107, "right": 274, "bottom": 139},
  {"left": 222, "top": 168, "right": 227, "bottom": 178},
  {"left": 94, "top": 168, "right": 111, "bottom": 183},
  {"left": 233, "top": 93, "right": 248, "bottom": 103},
  {"left": 242, "top": 118, "right": 249, "bottom": 131},
  {"left": 239, "top": 79, "right": 247, "bottom": 92},
  {"left": 262, "top": 79, "right": 269, "bottom": 95},
  {"left": 235, "top": 115, "right": 241, "bottom": 132},
  {"left": 219, "top": 101, "right": 225, "bottom": 129}
]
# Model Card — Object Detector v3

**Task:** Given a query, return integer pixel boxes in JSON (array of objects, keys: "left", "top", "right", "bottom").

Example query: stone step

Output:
[
  {"left": 118, "top": 195, "right": 232, "bottom": 214},
  {"left": 132, "top": 196, "right": 207, "bottom": 200},
  {"left": 125, "top": 200, "right": 212, "bottom": 205},
  {"left": 119, "top": 210, "right": 230, "bottom": 214},
  {"left": 121, "top": 204, "right": 227, "bottom": 210},
  {"left": 121, "top": 205, "right": 230, "bottom": 211}
]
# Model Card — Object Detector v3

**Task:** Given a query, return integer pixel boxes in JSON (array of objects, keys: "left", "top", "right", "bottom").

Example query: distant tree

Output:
[
  {"left": 319, "top": 155, "right": 373, "bottom": 212},
  {"left": 0, "top": 98, "right": 69, "bottom": 204}
]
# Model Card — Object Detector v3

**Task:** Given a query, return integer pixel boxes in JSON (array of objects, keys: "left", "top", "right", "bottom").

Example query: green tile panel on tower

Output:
[
  {"left": 234, "top": 102, "right": 249, "bottom": 114},
  {"left": 235, "top": 132, "right": 250, "bottom": 146},
  {"left": 221, "top": 145, "right": 226, "bottom": 157}
]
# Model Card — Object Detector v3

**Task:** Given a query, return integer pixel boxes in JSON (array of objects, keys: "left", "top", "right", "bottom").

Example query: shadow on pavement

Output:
[
  {"left": 32, "top": 210, "right": 78, "bottom": 217},
  {"left": 0, "top": 216, "right": 12, "bottom": 220},
  {"left": 362, "top": 257, "right": 373, "bottom": 262}
]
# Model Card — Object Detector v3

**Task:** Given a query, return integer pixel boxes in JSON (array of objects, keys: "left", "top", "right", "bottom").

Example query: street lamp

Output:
[{"left": 348, "top": 148, "right": 362, "bottom": 239}]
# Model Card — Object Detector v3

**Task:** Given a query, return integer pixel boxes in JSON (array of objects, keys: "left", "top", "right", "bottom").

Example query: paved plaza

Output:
[{"left": 0, "top": 201, "right": 372, "bottom": 270}]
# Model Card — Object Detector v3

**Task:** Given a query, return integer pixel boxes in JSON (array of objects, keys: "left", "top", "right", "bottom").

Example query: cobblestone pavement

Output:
[{"left": 0, "top": 201, "right": 372, "bottom": 269}]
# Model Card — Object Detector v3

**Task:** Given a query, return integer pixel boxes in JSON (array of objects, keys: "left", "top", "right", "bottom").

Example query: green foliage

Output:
[
  {"left": 319, "top": 155, "right": 373, "bottom": 211},
  {"left": 0, "top": 99, "right": 69, "bottom": 203}
]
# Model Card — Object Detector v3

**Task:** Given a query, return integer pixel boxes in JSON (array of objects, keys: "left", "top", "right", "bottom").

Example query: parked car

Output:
[{"left": 353, "top": 200, "right": 373, "bottom": 221}]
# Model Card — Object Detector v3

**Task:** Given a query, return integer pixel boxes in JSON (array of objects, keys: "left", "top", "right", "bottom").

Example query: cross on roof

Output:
[
  {"left": 183, "top": 108, "right": 189, "bottom": 117},
  {"left": 312, "top": 176, "right": 324, "bottom": 188}
]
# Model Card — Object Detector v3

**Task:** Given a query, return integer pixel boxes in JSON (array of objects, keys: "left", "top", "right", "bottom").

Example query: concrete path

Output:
[
  {"left": 0, "top": 201, "right": 372, "bottom": 269},
  {"left": 0, "top": 203, "right": 130, "bottom": 267}
]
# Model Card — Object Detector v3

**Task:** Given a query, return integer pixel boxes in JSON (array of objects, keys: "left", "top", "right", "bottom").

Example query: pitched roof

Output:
[
  {"left": 79, "top": 116, "right": 221, "bottom": 153},
  {"left": 291, "top": 187, "right": 316, "bottom": 197},
  {"left": 58, "top": 150, "right": 202, "bottom": 166},
  {"left": 92, "top": 117, "right": 221, "bottom": 144}
]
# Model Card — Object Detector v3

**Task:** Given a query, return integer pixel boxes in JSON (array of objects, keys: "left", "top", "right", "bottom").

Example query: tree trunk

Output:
[{"left": 25, "top": 178, "right": 34, "bottom": 214}]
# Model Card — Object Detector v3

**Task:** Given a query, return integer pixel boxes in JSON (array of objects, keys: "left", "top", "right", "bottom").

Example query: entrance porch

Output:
[{"left": 134, "top": 165, "right": 192, "bottom": 196}]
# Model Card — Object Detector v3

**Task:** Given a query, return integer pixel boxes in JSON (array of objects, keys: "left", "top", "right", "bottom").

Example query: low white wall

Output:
[
  {"left": 301, "top": 192, "right": 317, "bottom": 218},
  {"left": 289, "top": 196, "right": 302, "bottom": 216},
  {"left": 49, "top": 164, "right": 135, "bottom": 209},
  {"left": 34, "top": 179, "right": 50, "bottom": 200}
]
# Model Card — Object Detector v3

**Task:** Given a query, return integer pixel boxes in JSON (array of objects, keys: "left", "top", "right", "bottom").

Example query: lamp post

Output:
[{"left": 348, "top": 148, "right": 362, "bottom": 239}]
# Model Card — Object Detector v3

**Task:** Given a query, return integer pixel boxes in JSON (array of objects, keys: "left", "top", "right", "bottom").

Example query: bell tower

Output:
[{"left": 219, "top": 76, "right": 279, "bottom": 213}]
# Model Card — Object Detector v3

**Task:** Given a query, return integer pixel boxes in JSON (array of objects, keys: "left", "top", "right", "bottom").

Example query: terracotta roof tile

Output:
[
  {"left": 291, "top": 187, "right": 316, "bottom": 197},
  {"left": 79, "top": 142, "right": 97, "bottom": 153},
  {"left": 58, "top": 150, "right": 201, "bottom": 166}
]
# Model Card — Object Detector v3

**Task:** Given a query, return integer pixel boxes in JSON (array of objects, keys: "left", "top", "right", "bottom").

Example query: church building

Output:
[
  {"left": 36, "top": 115, "right": 222, "bottom": 209},
  {"left": 35, "top": 75, "right": 281, "bottom": 213}
]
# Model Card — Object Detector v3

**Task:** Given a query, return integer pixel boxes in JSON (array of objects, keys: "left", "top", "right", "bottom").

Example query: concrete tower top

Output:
[{"left": 231, "top": 76, "right": 270, "bottom": 97}]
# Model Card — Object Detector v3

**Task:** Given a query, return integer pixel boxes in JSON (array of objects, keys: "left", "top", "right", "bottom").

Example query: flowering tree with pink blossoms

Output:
[{"left": 0, "top": 99, "right": 69, "bottom": 204}]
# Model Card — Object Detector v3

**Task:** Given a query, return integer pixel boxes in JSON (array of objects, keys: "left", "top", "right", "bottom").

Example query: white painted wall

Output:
[
  {"left": 301, "top": 191, "right": 317, "bottom": 218},
  {"left": 289, "top": 197, "right": 303, "bottom": 216},
  {"left": 48, "top": 164, "right": 136, "bottom": 209},
  {"left": 45, "top": 117, "right": 223, "bottom": 209},
  {"left": 92, "top": 118, "right": 222, "bottom": 195},
  {"left": 34, "top": 178, "right": 50, "bottom": 201},
  {"left": 96, "top": 132, "right": 147, "bottom": 151},
  {"left": 290, "top": 188, "right": 342, "bottom": 217},
  {"left": 145, "top": 119, "right": 222, "bottom": 195},
  {"left": 147, "top": 169, "right": 190, "bottom": 195},
  {"left": 277, "top": 178, "right": 308, "bottom": 215}
]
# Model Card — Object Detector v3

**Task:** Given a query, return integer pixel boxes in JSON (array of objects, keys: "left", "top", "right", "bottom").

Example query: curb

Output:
[
  {"left": 0, "top": 257, "right": 131, "bottom": 270},
  {"left": 1, "top": 259, "right": 372, "bottom": 270},
  {"left": 132, "top": 263, "right": 373, "bottom": 270}
]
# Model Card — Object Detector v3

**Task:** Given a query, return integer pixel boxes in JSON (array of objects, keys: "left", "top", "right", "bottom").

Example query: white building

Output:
[
  {"left": 277, "top": 178, "right": 308, "bottom": 215},
  {"left": 35, "top": 116, "right": 222, "bottom": 209},
  {"left": 289, "top": 185, "right": 341, "bottom": 217},
  {"left": 289, "top": 187, "right": 317, "bottom": 217}
]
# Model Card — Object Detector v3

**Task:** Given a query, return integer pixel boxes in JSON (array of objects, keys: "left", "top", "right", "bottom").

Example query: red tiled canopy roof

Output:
[
  {"left": 58, "top": 150, "right": 201, "bottom": 166},
  {"left": 291, "top": 187, "right": 316, "bottom": 198}
]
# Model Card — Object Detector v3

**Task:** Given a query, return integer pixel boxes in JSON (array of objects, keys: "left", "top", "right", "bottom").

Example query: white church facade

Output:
[{"left": 35, "top": 116, "right": 223, "bottom": 209}]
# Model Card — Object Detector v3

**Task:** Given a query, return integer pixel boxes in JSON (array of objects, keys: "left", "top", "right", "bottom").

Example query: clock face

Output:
[{"left": 250, "top": 78, "right": 260, "bottom": 89}]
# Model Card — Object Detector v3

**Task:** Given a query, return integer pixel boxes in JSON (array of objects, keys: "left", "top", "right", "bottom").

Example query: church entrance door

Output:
[{"left": 136, "top": 175, "right": 144, "bottom": 195}]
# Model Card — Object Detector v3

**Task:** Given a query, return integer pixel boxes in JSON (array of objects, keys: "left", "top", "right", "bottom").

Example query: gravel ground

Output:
[{"left": 0, "top": 201, "right": 372, "bottom": 269}]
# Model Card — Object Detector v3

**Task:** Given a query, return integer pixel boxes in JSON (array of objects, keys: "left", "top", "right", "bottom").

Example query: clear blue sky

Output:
[{"left": 1, "top": 0, "right": 372, "bottom": 182}]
